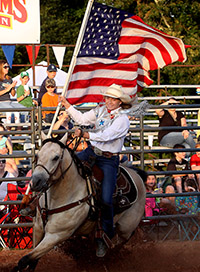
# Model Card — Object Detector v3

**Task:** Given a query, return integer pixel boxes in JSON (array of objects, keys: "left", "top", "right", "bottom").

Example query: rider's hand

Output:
[{"left": 58, "top": 96, "right": 71, "bottom": 109}]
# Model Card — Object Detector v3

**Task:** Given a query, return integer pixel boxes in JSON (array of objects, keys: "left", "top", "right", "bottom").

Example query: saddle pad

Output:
[{"left": 113, "top": 165, "right": 138, "bottom": 214}]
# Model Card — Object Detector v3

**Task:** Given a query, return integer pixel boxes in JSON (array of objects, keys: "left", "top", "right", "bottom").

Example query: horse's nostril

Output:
[
  {"left": 35, "top": 179, "right": 41, "bottom": 188},
  {"left": 31, "top": 177, "right": 42, "bottom": 191}
]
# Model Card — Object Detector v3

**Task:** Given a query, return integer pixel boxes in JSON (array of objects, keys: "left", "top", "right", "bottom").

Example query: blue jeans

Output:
[
  {"left": 77, "top": 146, "right": 119, "bottom": 238},
  {"left": 160, "top": 132, "right": 196, "bottom": 156}
]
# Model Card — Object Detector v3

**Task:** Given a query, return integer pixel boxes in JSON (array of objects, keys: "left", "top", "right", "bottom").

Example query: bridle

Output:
[{"left": 35, "top": 138, "right": 73, "bottom": 189}]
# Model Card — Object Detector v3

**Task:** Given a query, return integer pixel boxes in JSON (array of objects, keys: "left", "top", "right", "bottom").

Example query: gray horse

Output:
[{"left": 13, "top": 132, "right": 146, "bottom": 271}]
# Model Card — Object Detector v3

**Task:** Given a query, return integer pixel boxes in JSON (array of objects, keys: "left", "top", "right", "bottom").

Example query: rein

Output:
[
  {"left": 40, "top": 194, "right": 92, "bottom": 216},
  {"left": 35, "top": 138, "right": 92, "bottom": 226}
]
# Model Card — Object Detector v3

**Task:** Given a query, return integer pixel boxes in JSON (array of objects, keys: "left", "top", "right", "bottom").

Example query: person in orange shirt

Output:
[{"left": 41, "top": 78, "right": 59, "bottom": 123}]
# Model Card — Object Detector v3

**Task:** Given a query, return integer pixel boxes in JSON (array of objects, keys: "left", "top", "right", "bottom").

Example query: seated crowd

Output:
[
  {"left": 143, "top": 97, "right": 200, "bottom": 217},
  {"left": 144, "top": 142, "right": 200, "bottom": 217}
]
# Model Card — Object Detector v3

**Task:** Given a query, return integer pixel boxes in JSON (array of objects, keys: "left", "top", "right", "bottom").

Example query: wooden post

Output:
[
  {"left": 32, "top": 44, "right": 36, "bottom": 98},
  {"left": 46, "top": 44, "right": 50, "bottom": 65},
  {"left": 157, "top": 68, "right": 160, "bottom": 85}
]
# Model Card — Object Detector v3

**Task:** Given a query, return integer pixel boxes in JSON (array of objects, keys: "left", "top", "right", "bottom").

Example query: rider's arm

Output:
[
  {"left": 59, "top": 96, "right": 96, "bottom": 126},
  {"left": 89, "top": 115, "right": 129, "bottom": 142}
]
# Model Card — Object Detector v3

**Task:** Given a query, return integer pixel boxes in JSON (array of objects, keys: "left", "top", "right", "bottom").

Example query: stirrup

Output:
[{"left": 96, "top": 239, "right": 108, "bottom": 258}]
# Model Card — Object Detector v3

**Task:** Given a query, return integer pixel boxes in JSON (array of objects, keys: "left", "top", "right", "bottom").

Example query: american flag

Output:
[{"left": 66, "top": 2, "right": 186, "bottom": 104}]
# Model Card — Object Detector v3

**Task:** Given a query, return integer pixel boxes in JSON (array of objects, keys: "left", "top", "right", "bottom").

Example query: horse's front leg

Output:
[
  {"left": 34, "top": 210, "right": 45, "bottom": 246},
  {"left": 16, "top": 232, "right": 68, "bottom": 271}
]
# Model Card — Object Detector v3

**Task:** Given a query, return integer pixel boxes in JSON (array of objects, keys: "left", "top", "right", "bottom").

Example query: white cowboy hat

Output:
[{"left": 103, "top": 84, "right": 132, "bottom": 104}]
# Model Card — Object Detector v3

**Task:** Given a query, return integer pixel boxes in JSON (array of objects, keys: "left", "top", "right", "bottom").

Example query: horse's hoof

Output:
[
  {"left": 96, "top": 239, "right": 108, "bottom": 258},
  {"left": 11, "top": 266, "right": 20, "bottom": 272},
  {"left": 18, "top": 255, "right": 30, "bottom": 270}
]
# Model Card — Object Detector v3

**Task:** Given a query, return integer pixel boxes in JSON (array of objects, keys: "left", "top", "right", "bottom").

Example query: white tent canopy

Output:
[{"left": 13, "top": 61, "right": 68, "bottom": 88}]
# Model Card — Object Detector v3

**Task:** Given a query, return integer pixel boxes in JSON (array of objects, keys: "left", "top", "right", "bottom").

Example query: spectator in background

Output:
[
  {"left": 155, "top": 97, "right": 195, "bottom": 156},
  {"left": 190, "top": 142, "right": 200, "bottom": 190},
  {"left": 41, "top": 78, "right": 59, "bottom": 123},
  {"left": 52, "top": 111, "right": 89, "bottom": 152},
  {"left": 175, "top": 178, "right": 200, "bottom": 215},
  {"left": 165, "top": 144, "right": 195, "bottom": 204},
  {"left": 145, "top": 174, "right": 159, "bottom": 217},
  {"left": 0, "top": 158, "right": 18, "bottom": 202},
  {"left": 0, "top": 59, "right": 17, "bottom": 107},
  {"left": 0, "top": 60, "right": 26, "bottom": 125},
  {"left": 145, "top": 174, "right": 169, "bottom": 217},
  {"left": 52, "top": 110, "right": 73, "bottom": 138},
  {"left": 17, "top": 71, "right": 38, "bottom": 123},
  {"left": 53, "top": 110, "right": 73, "bottom": 132},
  {"left": 0, "top": 124, "right": 18, "bottom": 177},
  {"left": 17, "top": 71, "right": 38, "bottom": 108},
  {"left": 38, "top": 64, "right": 57, "bottom": 106}
]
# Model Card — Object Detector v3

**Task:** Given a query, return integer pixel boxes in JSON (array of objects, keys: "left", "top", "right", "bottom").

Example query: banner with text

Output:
[{"left": 0, "top": 0, "right": 40, "bottom": 44}]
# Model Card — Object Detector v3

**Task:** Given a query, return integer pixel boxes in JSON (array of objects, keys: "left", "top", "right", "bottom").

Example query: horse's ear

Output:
[
  {"left": 41, "top": 131, "right": 47, "bottom": 141},
  {"left": 60, "top": 133, "right": 68, "bottom": 145}
]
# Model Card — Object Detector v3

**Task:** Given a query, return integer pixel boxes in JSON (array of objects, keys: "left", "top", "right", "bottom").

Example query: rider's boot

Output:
[{"left": 96, "top": 238, "right": 108, "bottom": 258}]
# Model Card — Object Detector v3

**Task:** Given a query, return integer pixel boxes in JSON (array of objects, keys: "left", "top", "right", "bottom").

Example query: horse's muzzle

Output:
[{"left": 31, "top": 175, "right": 48, "bottom": 192}]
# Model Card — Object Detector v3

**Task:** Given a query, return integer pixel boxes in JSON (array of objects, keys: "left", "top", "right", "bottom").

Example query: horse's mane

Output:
[{"left": 42, "top": 138, "right": 90, "bottom": 179}]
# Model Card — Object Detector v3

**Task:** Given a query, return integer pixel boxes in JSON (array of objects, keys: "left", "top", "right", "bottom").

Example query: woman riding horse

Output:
[{"left": 59, "top": 84, "right": 132, "bottom": 257}]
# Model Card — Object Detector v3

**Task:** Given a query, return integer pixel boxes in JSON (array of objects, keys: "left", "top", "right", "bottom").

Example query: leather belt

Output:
[{"left": 92, "top": 146, "right": 119, "bottom": 158}]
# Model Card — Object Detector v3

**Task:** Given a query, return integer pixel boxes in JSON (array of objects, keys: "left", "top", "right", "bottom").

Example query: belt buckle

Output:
[{"left": 94, "top": 146, "right": 103, "bottom": 156}]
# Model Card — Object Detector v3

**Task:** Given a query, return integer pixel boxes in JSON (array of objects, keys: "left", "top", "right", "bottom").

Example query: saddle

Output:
[{"left": 87, "top": 163, "right": 138, "bottom": 215}]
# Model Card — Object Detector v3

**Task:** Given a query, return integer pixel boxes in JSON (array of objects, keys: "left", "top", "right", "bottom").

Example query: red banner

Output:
[{"left": 26, "top": 45, "right": 40, "bottom": 65}]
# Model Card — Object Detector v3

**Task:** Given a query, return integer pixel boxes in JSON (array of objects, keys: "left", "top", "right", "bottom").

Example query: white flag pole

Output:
[{"left": 47, "top": 0, "right": 94, "bottom": 138}]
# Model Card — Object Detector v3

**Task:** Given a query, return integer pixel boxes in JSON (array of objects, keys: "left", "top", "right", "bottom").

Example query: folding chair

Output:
[
  {"left": 140, "top": 199, "right": 170, "bottom": 241},
  {"left": 0, "top": 208, "right": 10, "bottom": 248},
  {"left": 0, "top": 183, "right": 33, "bottom": 249},
  {"left": 175, "top": 196, "right": 200, "bottom": 241}
]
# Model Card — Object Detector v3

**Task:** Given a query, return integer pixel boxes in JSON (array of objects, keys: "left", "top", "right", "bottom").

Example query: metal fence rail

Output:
[{"left": 0, "top": 101, "right": 200, "bottom": 245}]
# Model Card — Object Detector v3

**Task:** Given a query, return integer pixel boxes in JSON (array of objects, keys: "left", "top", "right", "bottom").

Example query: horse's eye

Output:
[{"left": 53, "top": 155, "right": 59, "bottom": 161}]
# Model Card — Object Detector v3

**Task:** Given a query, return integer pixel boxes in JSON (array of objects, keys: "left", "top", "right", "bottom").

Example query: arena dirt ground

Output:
[{"left": 1, "top": 235, "right": 200, "bottom": 272}]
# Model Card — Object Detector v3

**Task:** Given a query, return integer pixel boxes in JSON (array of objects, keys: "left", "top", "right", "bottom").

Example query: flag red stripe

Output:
[
  {"left": 68, "top": 94, "right": 104, "bottom": 104},
  {"left": 119, "top": 48, "right": 158, "bottom": 70},
  {"left": 119, "top": 36, "right": 173, "bottom": 66},
  {"left": 137, "top": 74, "right": 153, "bottom": 85},
  {"left": 121, "top": 19, "right": 185, "bottom": 62},
  {"left": 73, "top": 62, "right": 138, "bottom": 73},
  {"left": 69, "top": 77, "right": 138, "bottom": 90}
]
